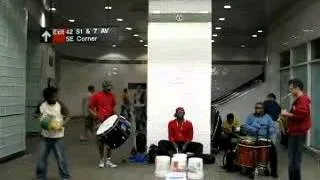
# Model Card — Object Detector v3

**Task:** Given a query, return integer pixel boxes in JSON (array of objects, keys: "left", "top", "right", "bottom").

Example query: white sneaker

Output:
[
  {"left": 106, "top": 160, "right": 117, "bottom": 168},
  {"left": 98, "top": 159, "right": 105, "bottom": 168}
]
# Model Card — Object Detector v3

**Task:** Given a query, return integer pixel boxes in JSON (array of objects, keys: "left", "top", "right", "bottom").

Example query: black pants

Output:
[
  {"left": 158, "top": 140, "right": 203, "bottom": 156},
  {"left": 288, "top": 135, "right": 305, "bottom": 180},
  {"left": 269, "top": 142, "right": 278, "bottom": 175}
]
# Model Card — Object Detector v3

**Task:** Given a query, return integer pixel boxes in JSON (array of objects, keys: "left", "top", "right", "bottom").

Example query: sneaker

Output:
[
  {"left": 98, "top": 159, "right": 105, "bottom": 168},
  {"left": 106, "top": 160, "right": 117, "bottom": 168}
]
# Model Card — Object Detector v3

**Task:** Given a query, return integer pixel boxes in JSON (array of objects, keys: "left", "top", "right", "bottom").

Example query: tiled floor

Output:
[{"left": 0, "top": 119, "right": 319, "bottom": 180}]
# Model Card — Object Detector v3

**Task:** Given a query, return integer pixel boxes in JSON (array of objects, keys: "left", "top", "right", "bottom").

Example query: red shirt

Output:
[
  {"left": 288, "top": 95, "right": 312, "bottom": 136},
  {"left": 89, "top": 91, "right": 116, "bottom": 122},
  {"left": 168, "top": 119, "right": 193, "bottom": 143}
]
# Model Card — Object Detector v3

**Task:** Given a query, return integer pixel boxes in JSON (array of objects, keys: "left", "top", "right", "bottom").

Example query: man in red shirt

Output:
[
  {"left": 281, "top": 78, "right": 311, "bottom": 180},
  {"left": 158, "top": 107, "right": 203, "bottom": 156},
  {"left": 89, "top": 80, "right": 117, "bottom": 168}
]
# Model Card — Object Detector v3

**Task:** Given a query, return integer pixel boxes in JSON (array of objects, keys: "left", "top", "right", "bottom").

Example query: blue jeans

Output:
[
  {"left": 288, "top": 135, "right": 306, "bottom": 180},
  {"left": 36, "top": 138, "right": 70, "bottom": 180}
]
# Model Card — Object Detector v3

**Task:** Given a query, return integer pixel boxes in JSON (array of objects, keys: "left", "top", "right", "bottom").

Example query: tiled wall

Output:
[
  {"left": 25, "top": 30, "right": 56, "bottom": 133},
  {"left": 25, "top": 34, "right": 42, "bottom": 133},
  {"left": 0, "top": 0, "right": 27, "bottom": 158}
]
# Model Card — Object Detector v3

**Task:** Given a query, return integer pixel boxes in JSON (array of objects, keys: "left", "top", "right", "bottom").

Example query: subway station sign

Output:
[{"left": 40, "top": 27, "right": 111, "bottom": 43}]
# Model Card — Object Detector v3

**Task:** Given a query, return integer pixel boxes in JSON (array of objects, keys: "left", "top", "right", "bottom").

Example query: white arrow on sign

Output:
[{"left": 41, "top": 31, "right": 52, "bottom": 42}]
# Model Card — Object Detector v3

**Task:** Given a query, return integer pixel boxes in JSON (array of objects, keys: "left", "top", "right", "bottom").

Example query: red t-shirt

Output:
[
  {"left": 288, "top": 95, "right": 312, "bottom": 136},
  {"left": 89, "top": 91, "right": 116, "bottom": 122},
  {"left": 168, "top": 119, "right": 193, "bottom": 143}
]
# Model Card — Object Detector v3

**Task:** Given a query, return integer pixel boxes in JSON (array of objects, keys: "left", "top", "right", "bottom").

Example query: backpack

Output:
[{"left": 147, "top": 144, "right": 159, "bottom": 163}]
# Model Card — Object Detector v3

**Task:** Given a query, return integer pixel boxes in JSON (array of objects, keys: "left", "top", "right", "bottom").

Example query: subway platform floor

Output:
[{"left": 0, "top": 119, "right": 319, "bottom": 180}]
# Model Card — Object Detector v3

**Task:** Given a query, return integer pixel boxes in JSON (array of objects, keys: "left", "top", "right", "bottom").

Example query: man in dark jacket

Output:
[
  {"left": 264, "top": 93, "right": 282, "bottom": 144},
  {"left": 264, "top": 93, "right": 281, "bottom": 121},
  {"left": 281, "top": 79, "right": 312, "bottom": 180}
]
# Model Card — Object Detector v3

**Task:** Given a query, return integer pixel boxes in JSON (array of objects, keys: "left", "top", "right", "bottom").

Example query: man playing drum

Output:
[
  {"left": 89, "top": 80, "right": 117, "bottom": 168},
  {"left": 244, "top": 102, "right": 278, "bottom": 178},
  {"left": 158, "top": 107, "right": 203, "bottom": 156}
]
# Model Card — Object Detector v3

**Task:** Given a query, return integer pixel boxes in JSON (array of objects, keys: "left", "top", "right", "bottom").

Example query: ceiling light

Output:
[
  {"left": 125, "top": 27, "right": 133, "bottom": 31},
  {"left": 68, "top": 19, "right": 75, "bottom": 23},
  {"left": 139, "top": 40, "right": 144, "bottom": 43},
  {"left": 212, "top": 34, "right": 218, "bottom": 37},
  {"left": 215, "top": 27, "right": 222, "bottom": 30},
  {"left": 112, "top": 44, "right": 117, "bottom": 47},
  {"left": 303, "top": 29, "right": 314, "bottom": 32},
  {"left": 116, "top": 18, "right": 123, "bottom": 22},
  {"left": 144, "top": 44, "right": 148, "bottom": 47},
  {"left": 133, "top": 34, "right": 139, "bottom": 37},
  {"left": 104, "top": 6, "right": 112, "bottom": 10},
  {"left": 224, "top": 5, "right": 232, "bottom": 9},
  {"left": 212, "top": 40, "right": 215, "bottom": 43},
  {"left": 252, "top": 34, "right": 257, "bottom": 38},
  {"left": 241, "top": 44, "right": 246, "bottom": 48},
  {"left": 258, "top": 30, "right": 263, "bottom": 33},
  {"left": 152, "top": 10, "right": 161, "bottom": 14},
  {"left": 49, "top": 7, "right": 56, "bottom": 11},
  {"left": 219, "top": 17, "right": 226, "bottom": 21}
]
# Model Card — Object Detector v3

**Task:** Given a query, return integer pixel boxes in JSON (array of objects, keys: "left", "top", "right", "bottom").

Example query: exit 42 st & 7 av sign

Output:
[{"left": 40, "top": 27, "right": 111, "bottom": 44}]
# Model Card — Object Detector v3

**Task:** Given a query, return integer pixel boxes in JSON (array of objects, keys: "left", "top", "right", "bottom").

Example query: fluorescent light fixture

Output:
[
  {"left": 152, "top": 10, "right": 161, "bottom": 14},
  {"left": 116, "top": 18, "right": 123, "bottom": 22},
  {"left": 224, "top": 5, "right": 232, "bottom": 9},
  {"left": 215, "top": 27, "right": 222, "bottom": 30},
  {"left": 212, "top": 40, "right": 215, "bottom": 43},
  {"left": 144, "top": 44, "right": 148, "bottom": 47},
  {"left": 252, "top": 34, "right": 257, "bottom": 38},
  {"left": 68, "top": 19, "right": 75, "bottom": 23},
  {"left": 112, "top": 44, "right": 117, "bottom": 47},
  {"left": 258, "top": 30, "right": 263, "bottom": 33},
  {"left": 125, "top": 27, "right": 133, "bottom": 31},
  {"left": 139, "top": 40, "right": 144, "bottom": 43},
  {"left": 105, "top": 6, "right": 112, "bottom": 10},
  {"left": 219, "top": 17, "right": 226, "bottom": 21},
  {"left": 133, "top": 34, "right": 139, "bottom": 37},
  {"left": 40, "top": 12, "right": 46, "bottom": 28},
  {"left": 49, "top": 7, "right": 56, "bottom": 11},
  {"left": 303, "top": 29, "right": 314, "bottom": 32},
  {"left": 212, "top": 34, "right": 218, "bottom": 37}
]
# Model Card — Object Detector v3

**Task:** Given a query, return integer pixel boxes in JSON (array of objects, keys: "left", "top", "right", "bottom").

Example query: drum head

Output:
[{"left": 97, "top": 115, "right": 118, "bottom": 135}]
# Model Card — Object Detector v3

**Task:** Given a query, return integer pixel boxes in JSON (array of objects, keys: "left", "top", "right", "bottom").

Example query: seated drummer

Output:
[
  {"left": 158, "top": 107, "right": 203, "bottom": 156},
  {"left": 220, "top": 113, "right": 240, "bottom": 151},
  {"left": 244, "top": 102, "right": 278, "bottom": 178}
]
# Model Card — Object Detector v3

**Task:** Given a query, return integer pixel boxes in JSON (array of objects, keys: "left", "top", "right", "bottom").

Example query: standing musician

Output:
[
  {"left": 89, "top": 80, "right": 117, "bottom": 168},
  {"left": 158, "top": 107, "right": 203, "bottom": 156},
  {"left": 244, "top": 102, "right": 278, "bottom": 178}
]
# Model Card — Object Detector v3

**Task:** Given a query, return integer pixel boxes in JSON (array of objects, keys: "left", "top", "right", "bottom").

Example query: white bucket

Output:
[
  {"left": 155, "top": 156, "right": 171, "bottom": 177},
  {"left": 187, "top": 157, "right": 204, "bottom": 179},
  {"left": 171, "top": 153, "right": 187, "bottom": 172},
  {"left": 166, "top": 172, "right": 187, "bottom": 180}
]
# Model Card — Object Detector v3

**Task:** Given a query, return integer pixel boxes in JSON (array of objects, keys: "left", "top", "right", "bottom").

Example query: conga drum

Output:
[
  {"left": 235, "top": 137, "right": 257, "bottom": 168},
  {"left": 96, "top": 115, "right": 131, "bottom": 149},
  {"left": 257, "top": 138, "right": 271, "bottom": 166}
]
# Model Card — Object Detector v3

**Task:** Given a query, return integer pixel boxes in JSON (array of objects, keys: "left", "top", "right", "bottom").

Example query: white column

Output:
[{"left": 147, "top": 0, "right": 212, "bottom": 153}]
